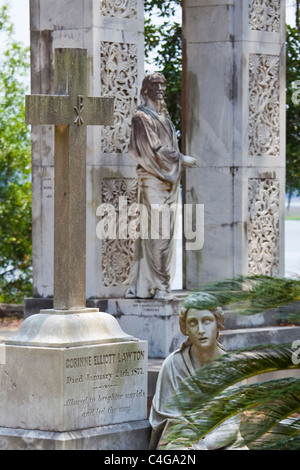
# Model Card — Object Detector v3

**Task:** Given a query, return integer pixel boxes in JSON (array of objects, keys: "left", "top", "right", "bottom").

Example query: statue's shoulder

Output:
[
  {"left": 159, "top": 349, "right": 183, "bottom": 375},
  {"left": 133, "top": 106, "right": 156, "bottom": 123}
]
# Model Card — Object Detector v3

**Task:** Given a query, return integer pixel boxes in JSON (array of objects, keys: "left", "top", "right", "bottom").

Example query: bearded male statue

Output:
[{"left": 125, "top": 73, "right": 196, "bottom": 300}]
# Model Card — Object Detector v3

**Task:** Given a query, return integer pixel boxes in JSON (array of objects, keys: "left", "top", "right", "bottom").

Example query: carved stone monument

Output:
[
  {"left": 182, "top": 0, "right": 286, "bottom": 287},
  {"left": 24, "top": 0, "right": 187, "bottom": 359},
  {"left": 24, "top": 0, "right": 287, "bottom": 359},
  {"left": 0, "top": 48, "right": 149, "bottom": 450}
]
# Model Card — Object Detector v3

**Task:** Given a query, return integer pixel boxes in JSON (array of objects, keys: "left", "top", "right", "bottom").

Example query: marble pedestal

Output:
[
  {"left": 0, "top": 309, "right": 150, "bottom": 450},
  {"left": 106, "top": 297, "right": 186, "bottom": 359},
  {"left": 25, "top": 297, "right": 186, "bottom": 359}
]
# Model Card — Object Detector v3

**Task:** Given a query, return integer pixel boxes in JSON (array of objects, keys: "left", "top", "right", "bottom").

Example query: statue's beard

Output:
[{"left": 156, "top": 99, "right": 168, "bottom": 116}]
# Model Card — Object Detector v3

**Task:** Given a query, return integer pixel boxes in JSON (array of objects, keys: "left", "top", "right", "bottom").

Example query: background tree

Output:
[{"left": 0, "top": 3, "right": 32, "bottom": 303}]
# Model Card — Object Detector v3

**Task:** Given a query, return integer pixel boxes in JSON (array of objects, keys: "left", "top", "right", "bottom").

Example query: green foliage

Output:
[
  {"left": 0, "top": 3, "right": 32, "bottom": 303},
  {"left": 164, "top": 345, "right": 300, "bottom": 450},
  {"left": 191, "top": 275, "right": 300, "bottom": 322},
  {"left": 286, "top": 25, "right": 300, "bottom": 199},
  {"left": 144, "top": 1, "right": 182, "bottom": 145},
  {"left": 162, "top": 276, "right": 300, "bottom": 450}
]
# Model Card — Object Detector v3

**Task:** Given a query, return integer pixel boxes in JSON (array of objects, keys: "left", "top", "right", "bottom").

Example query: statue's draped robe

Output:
[
  {"left": 149, "top": 344, "right": 248, "bottom": 450},
  {"left": 127, "top": 105, "right": 183, "bottom": 298}
]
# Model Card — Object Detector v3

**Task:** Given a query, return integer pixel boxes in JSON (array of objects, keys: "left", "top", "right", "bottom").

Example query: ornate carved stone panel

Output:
[
  {"left": 248, "top": 178, "right": 280, "bottom": 276},
  {"left": 248, "top": 53, "right": 280, "bottom": 157},
  {"left": 100, "top": 42, "right": 138, "bottom": 154},
  {"left": 249, "top": 0, "right": 281, "bottom": 32},
  {"left": 100, "top": 0, "right": 137, "bottom": 19},
  {"left": 101, "top": 178, "right": 138, "bottom": 286}
]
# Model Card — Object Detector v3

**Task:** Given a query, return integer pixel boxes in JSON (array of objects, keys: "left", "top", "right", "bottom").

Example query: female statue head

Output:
[{"left": 179, "top": 293, "right": 226, "bottom": 352}]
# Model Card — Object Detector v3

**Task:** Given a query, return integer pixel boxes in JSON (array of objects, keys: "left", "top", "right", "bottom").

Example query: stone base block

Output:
[
  {"left": 24, "top": 298, "right": 108, "bottom": 319},
  {"left": 24, "top": 297, "right": 186, "bottom": 358},
  {"left": 106, "top": 298, "right": 185, "bottom": 359},
  {"left": 220, "top": 325, "right": 300, "bottom": 351},
  {"left": 0, "top": 420, "right": 151, "bottom": 450},
  {"left": 0, "top": 309, "right": 148, "bottom": 450}
]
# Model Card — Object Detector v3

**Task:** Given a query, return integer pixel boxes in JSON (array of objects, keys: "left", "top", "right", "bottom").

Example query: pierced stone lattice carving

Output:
[
  {"left": 249, "top": 0, "right": 281, "bottom": 32},
  {"left": 248, "top": 178, "right": 280, "bottom": 276},
  {"left": 101, "top": 178, "right": 138, "bottom": 286},
  {"left": 101, "top": 42, "right": 138, "bottom": 154},
  {"left": 100, "top": 0, "right": 137, "bottom": 18},
  {"left": 249, "top": 54, "right": 280, "bottom": 157}
]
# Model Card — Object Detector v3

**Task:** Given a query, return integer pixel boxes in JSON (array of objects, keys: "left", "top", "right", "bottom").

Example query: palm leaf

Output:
[
  {"left": 168, "top": 344, "right": 299, "bottom": 414},
  {"left": 243, "top": 415, "right": 300, "bottom": 450},
  {"left": 189, "top": 275, "right": 300, "bottom": 321},
  {"left": 164, "top": 378, "right": 300, "bottom": 450}
]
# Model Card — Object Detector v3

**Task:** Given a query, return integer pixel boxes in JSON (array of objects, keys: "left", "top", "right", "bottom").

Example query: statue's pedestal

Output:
[
  {"left": 25, "top": 297, "right": 186, "bottom": 359},
  {"left": 106, "top": 298, "right": 185, "bottom": 359},
  {"left": 0, "top": 310, "right": 150, "bottom": 450}
]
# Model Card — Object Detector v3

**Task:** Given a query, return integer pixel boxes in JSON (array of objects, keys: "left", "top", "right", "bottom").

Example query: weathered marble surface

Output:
[
  {"left": 0, "top": 309, "right": 149, "bottom": 449},
  {"left": 125, "top": 73, "right": 196, "bottom": 300},
  {"left": 182, "top": 0, "right": 286, "bottom": 287}
]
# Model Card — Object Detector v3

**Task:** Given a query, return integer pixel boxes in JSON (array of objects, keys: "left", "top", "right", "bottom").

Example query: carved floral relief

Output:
[
  {"left": 100, "top": 0, "right": 137, "bottom": 18},
  {"left": 101, "top": 178, "right": 138, "bottom": 286},
  {"left": 249, "top": 0, "right": 281, "bottom": 32},
  {"left": 249, "top": 53, "right": 280, "bottom": 157},
  {"left": 100, "top": 42, "right": 138, "bottom": 154},
  {"left": 248, "top": 178, "right": 280, "bottom": 276}
]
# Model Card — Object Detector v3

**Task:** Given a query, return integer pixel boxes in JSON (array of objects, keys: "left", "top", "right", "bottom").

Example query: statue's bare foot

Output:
[{"left": 153, "top": 290, "right": 175, "bottom": 301}]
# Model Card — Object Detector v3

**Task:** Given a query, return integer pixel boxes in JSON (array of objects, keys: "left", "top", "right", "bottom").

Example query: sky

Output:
[{"left": 2, "top": 0, "right": 297, "bottom": 48}]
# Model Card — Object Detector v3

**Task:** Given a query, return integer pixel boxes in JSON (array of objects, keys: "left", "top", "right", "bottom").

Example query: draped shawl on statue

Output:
[{"left": 149, "top": 344, "right": 248, "bottom": 450}]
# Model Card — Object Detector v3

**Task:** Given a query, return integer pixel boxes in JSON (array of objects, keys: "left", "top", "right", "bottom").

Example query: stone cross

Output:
[{"left": 26, "top": 48, "right": 114, "bottom": 311}]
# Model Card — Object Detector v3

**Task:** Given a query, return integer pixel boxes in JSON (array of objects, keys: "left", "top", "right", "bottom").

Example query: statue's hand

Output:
[{"left": 182, "top": 155, "right": 197, "bottom": 168}]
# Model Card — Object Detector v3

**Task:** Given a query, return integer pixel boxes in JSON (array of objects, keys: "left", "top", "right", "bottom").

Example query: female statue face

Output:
[{"left": 185, "top": 309, "right": 218, "bottom": 351}]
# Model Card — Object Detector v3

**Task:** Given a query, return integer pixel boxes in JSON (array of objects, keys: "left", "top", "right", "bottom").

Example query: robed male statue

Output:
[{"left": 125, "top": 73, "right": 196, "bottom": 300}]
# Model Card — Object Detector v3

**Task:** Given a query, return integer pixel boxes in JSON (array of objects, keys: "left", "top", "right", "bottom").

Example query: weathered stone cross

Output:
[{"left": 26, "top": 48, "right": 114, "bottom": 311}]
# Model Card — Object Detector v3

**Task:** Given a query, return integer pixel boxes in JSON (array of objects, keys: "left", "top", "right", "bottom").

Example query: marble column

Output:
[
  {"left": 27, "top": 0, "right": 144, "bottom": 316},
  {"left": 182, "top": 0, "right": 286, "bottom": 287}
]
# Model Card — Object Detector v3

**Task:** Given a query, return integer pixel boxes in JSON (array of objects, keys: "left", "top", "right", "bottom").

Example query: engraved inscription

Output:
[
  {"left": 63, "top": 344, "right": 147, "bottom": 426},
  {"left": 42, "top": 175, "right": 54, "bottom": 199}
]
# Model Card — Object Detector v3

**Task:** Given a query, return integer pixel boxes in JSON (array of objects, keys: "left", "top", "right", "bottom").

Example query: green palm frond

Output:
[
  {"left": 165, "top": 378, "right": 300, "bottom": 449},
  {"left": 251, "top": 416, "right": 300, "bottom": 450},
  {"left": 169, "top": 344, "right": 298, "bottom": 414},
  {"left": 242, "top": 414, "right": 300, "bottom": 450},
  {"left": 163, "top": 345, "right": 300, "bottom": 450},
  {"left": 190, "top": 275, "right": 300, "bottom": 321}
]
